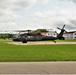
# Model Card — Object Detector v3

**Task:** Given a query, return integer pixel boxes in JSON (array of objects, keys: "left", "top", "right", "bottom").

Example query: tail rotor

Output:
[
  {"left": 62, "top": 25, "right": 66, "bottom": 29},
  {"left": 57, "top": 24, "right": 67, "bottom": 40},
  {"left": 57, "top": 24, "right": 66, "bottom": 30}
]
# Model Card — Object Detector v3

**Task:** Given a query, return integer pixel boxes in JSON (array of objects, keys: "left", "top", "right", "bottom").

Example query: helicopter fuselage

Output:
[
  {"left": 13, "top": 34, "right": 57, "bottom": 42},
  {"left": 13, "top": 25, "right": 66, "bottom": 43}
]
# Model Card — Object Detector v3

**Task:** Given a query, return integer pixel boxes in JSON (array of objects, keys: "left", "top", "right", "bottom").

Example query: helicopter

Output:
[{"left": 13, "top": 25, "right": 66, "bottom": 43}]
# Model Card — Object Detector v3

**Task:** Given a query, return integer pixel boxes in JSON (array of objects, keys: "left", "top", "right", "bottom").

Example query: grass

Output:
[{"left": 0, "top": 39, "right": 76, "bottom": 62}]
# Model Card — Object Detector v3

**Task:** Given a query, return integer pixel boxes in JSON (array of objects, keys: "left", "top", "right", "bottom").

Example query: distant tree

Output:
[{"left": 0, "top": 34, "right": 15, "bottom": 39}]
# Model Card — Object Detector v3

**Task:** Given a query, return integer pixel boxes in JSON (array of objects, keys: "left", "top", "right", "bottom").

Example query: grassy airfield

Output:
[{"left": 0, "top": 39, "right": 76, "bottom": 62}]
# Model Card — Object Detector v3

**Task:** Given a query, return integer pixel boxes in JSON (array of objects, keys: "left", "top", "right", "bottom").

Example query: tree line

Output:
[{"left": 0, "top": 34, "right": 15, "bottom": 39}]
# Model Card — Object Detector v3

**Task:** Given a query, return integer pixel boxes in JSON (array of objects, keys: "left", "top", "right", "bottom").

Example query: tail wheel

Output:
[
  {"left": 59, "top": 37, "right": 65, "bottom": 40},
  {"left": 62, "top": 37, "right": 65, "bottom": 40}
]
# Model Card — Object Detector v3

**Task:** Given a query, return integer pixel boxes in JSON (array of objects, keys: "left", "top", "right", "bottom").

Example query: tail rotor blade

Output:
[
  {"left": 62, "top": 25, "right": 66, "bottom": 29},
  {"left": 57, "top": 27, "right": 62, "bottom": 30}
]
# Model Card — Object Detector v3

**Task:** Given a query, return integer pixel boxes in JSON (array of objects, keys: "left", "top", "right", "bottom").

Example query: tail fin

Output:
[{"left": 57, "top": 25, "right": 66, "bottom": 40}]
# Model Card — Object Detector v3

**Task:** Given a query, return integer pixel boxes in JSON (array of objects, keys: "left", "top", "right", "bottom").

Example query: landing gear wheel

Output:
[{"left": 22, "top": 40, "right": 27, "bottom": 43}]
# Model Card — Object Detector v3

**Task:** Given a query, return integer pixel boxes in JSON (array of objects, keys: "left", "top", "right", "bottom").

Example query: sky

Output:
[{"left": 0, "top": 0, "right": 76, "bottom": 32}]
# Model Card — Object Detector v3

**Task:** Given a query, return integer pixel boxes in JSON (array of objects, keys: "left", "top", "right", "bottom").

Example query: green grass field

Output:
[{"left": 0, "top": 39, "right": 76, "bottom": 62}]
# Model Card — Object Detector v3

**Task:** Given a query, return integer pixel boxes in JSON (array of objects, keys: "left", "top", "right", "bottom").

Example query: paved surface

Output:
[
  {"left": 7, "top": 42, "right": 76, "bottom": 45},
  {"left": 0, "top": 62, "right": 76, "bottom": 75}
]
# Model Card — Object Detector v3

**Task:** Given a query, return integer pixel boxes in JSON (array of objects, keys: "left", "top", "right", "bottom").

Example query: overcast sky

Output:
[{"left": 0, "top": 0, "right": 76, "bottom": 31}]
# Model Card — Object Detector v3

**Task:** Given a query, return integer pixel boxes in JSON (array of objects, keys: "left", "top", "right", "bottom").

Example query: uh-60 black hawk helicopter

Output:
[{"left": 13, "top": 25, "right": 66, "bottom": 43}]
